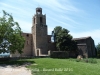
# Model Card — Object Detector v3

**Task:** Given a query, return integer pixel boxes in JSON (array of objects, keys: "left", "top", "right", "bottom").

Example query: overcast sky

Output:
[{"left": 0, "top": 0, "right": 100, "bottom": 45}]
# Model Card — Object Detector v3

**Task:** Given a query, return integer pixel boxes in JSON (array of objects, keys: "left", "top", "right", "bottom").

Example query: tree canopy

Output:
[
  {"left": 0, "top": 10, "right": 25, "bottom": 54},
  {"left": 96, "top": 43, "right": 100, "bottom": 57},
  {"left": 96, "top": 43, "right": 100, "bottom": 51},
  {"left": 52, "top": 26, "right": 77, "bottom": 51}
]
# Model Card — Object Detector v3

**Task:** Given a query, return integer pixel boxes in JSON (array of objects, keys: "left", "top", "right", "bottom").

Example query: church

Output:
[{"left": 11, "top": 7, "right": 96, "bottom": 58}]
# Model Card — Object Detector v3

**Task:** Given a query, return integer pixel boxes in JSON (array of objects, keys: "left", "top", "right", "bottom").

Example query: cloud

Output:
[
  {"left": 33, "top": 0, "right": 82, "bottom": 13},
  {"left": 15, "top": 19, "right": 32, "bottom": 33},
  {"left": 0, "top": 2, "right": 35, "bottom": 19},
  {"left": 70, "top": 29, "right": 100, "bottom": 45},
  {"left": 1, "top": 0, "right": 99, "bottom": 45},
  {"left": 47, "top": 16, "right": 71, "bottom": 27},
  {"left": 0, "top": 0, "right": 84, "bottom": 30}
]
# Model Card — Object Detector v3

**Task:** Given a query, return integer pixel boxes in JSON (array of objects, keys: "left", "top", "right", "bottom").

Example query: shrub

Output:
[
  {"left": 75, "top": 58, "right": 97, "bottom": 64},
  {"left": 88, "top": 58, "right": 97, "bottom": 64},
  {"left": 84, "top": 58, "right": 97, "bottom": 64},
  {"left": 76, "top": 59, "right": 81, "bottom": 62},
  {"left": 97, "top": 54, "right": 100, "bottom": 58}
]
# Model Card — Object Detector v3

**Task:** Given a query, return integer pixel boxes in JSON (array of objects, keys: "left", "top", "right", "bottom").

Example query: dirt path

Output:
[{"left": 0, "top": 65, "right": 32, "bottom": 75}]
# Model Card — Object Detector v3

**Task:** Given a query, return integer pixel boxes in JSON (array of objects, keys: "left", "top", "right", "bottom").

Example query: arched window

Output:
[
  {"left": 26, "top": 34, "right": 29, "bottom": 37},
  {"left": 40, "top": 17, "right": 42, "bottom": 23},
  {"left": 34, "top": 18, "right": 35, "bottom": 24}
]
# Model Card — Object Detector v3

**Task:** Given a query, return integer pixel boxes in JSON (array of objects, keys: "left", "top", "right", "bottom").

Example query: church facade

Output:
[{"left": 11, "top": 7, "right": 96, "bottom": 58}]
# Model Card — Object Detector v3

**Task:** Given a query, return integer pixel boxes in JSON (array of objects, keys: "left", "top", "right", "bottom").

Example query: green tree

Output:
[
  {"left": 52, "top": 26, "right": 62, "bottom": 42},
  {"left": 96, "top": 43, "right": 100, "bottom": 57},
  {"left": 52, "top": 26, "right": 77, "bottom": 51},
  {"left": 0, "top": 10, "right": 25, "bottom": 54}
]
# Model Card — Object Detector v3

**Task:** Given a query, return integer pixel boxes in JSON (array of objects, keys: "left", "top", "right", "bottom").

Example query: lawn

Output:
[
  {"left": 0, "top": 58, "right": 100, "bottom": 75},
  {"left": 27, "top": 58, "right": 100, "bottom": 75}
]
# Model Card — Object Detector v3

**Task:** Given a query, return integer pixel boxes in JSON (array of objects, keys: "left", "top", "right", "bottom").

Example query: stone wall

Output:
[
  {"left": 48, "top": 35, "right": 56, "bottom": 51},
  {"left": 21, "top": 33, "right": 33, "bottom": 56},
  {"left": 10, "top": 33, "right": 33, "bottom": 57},
  {"left": 73, "top": 36, "right": 96, "bottom": 58}
]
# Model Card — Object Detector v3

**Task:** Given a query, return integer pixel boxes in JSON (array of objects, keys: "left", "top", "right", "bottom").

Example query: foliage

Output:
[
  {"left": 0, "top": 10, "right": 25, "bottom": 54},
  {"left": 96, "top": 43, "right": 100, "bottom": 58},
  {"left": 76, "top": 58, "right": 81, "bottom": 62},
  {"left": 52, "top": 26, "right": 77, "bottom": 51},
  {"left": 76, "top": 58, "right": 97, "bottom": 64},
  {"left": 87, "top": 58, "right": 97, "bottom": 64},
  {"left": 52, "top": 26, "right": 63, "bottom": 42}
]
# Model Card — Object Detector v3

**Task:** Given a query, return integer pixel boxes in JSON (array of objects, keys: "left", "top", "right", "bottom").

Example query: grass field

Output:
[
  {"left": 0, "top": 58, "right": 100, "bottom": 75},
  {"left": 27, "top": 58, "right": 100, "bottom": 75}
]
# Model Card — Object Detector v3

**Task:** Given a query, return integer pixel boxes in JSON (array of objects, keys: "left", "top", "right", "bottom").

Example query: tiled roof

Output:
[
  {"left": 22, "top": 33, "right": 32, "bottom": 34},
  {"left": 72, "top": 36, "right": 91, "bottom": 40},
  {"left": 77, "top": 44, "right": 86, "bottom": 45}
]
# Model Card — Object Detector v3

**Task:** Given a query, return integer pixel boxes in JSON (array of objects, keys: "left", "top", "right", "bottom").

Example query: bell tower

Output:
[{"left": 32, "top": 7, "right": 48, "bottom": 56}]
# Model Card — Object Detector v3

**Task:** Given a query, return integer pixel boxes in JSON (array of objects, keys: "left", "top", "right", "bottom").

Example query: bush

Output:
[
  {"left": 75, "top": 58, "right": 97, "bottom": 64},
  {"left": 50, "top": 51, "right": 69, "bottom": 59},
  {"left": 97, "top": 54, "right": 100, "bottom": 58},
  {"left": 76, "top": 59, "right": 80, "bottom": 62},
  {"left": 84, "top": 58, "right": 97, "bottom": 64}
]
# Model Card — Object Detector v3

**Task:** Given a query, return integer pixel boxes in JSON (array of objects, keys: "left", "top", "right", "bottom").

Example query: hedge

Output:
[{"left": 50, "top": 51, "right": 69, "bottom": 59}]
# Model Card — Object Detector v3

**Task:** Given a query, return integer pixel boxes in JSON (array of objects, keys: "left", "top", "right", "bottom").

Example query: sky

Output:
[{"left": 0, "top": 0, "right": 100, "bottom": 45}]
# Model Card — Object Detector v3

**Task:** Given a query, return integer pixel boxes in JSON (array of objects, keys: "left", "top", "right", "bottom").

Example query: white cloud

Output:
[
  {"left": 0, "top": 0, "right": 99, "bottom": 45},
  {"left": 0, "top": 2, "right": 35, "bottom": 18},
  {"left": 34, "top": 0, "right": 81, "bottom": 13},
  {"left": 70, "top": 29, "right": 100, "bottom": 45},
  {"left": 15, "top": 19, "right": 32, "bottom": 33}
]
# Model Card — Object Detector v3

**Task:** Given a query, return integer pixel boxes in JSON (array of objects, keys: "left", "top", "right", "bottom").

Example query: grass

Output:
[
  {"left": 76, "top": 58, "right": 97, "bottom": 64},
  {"left": 27, "top": 58, "right": 100, "bottom": 75},
  {"left": 0, "top": 58, "right": 100, "bottom": 75}
]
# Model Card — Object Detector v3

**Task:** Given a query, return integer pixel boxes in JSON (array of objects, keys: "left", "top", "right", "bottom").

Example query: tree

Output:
[
  {"left": 52, "top": 26, "right": 62, "bottom": 42},
  {"left": 0, "top": 10, "right": 25, "bottom": 54},
  {"left": 52, "top": 26, "right": 77, "bottom": 51},
  {"left": 96, "top": 43, "right": 100, "bottom": 57}
]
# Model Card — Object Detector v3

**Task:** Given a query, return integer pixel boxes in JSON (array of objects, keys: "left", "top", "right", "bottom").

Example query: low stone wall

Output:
[
  {"left": 50, "top": 51, "right": 69, "bottom": 58},
  {"left": 50, "top": 50, "right": 77, "bottom": 58}
]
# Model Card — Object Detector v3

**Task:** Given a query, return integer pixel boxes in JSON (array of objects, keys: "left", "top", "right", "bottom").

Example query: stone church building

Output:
[{"left": 11, "top": 7, "right": 96, "bottom": 58}]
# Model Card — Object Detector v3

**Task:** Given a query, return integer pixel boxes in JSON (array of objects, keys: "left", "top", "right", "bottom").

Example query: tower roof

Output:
[
  {"left": 36, "top": 7, "right": 42, "bottom": 10},
  {"left": 36, "top": 7, "right": 42, "bottom": 14},
  {"left": 72, "top": 36, "right": 91, "bottom": 40},
  {"left": 36, "top": 7, "right": 42, "bottom": 9}
]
